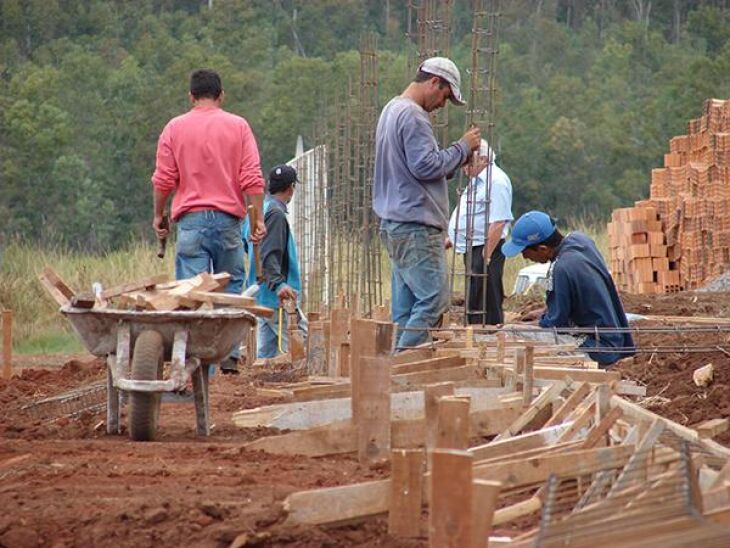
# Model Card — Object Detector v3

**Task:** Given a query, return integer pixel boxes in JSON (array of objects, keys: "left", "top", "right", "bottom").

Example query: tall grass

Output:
[
  {"left": 1, "top": 220, "right": 608, "bottom": 354},
  {"left": 0, "top": 239, "right": 174, "bottom": 354}
]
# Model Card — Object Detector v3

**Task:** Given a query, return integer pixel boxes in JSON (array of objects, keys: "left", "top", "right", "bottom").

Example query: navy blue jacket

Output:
[{"left": 539, "top": 232, "right": 635, "bottom": 365}]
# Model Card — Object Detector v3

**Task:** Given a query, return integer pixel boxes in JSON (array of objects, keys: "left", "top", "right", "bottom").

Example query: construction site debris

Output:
[
  {"left": 37, "top": 266, "right": 273, "bottom": 317},
  {"left": 693, "top": 363, "right": 715, "bottom": 387}
]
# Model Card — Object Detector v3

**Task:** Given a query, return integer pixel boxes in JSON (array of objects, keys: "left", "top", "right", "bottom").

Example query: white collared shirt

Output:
[{"left": 448, "top": 163, "right": 513, "bottom": 253}]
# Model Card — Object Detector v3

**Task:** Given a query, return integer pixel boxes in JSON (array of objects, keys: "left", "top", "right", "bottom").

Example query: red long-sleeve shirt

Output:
[{"left": 151, "top": 105, "right": 265, "bottom": 221}]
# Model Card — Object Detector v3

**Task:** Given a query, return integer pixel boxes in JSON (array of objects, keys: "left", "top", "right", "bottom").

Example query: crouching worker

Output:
[
  {"left": 501, "top": 211, "right": 635, "bottom": 368},
  {"left": 243, "top": 165, "right": 306, "bottom": 358}
]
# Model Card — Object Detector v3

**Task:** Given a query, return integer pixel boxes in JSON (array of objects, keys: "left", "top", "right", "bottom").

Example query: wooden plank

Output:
[
  {"left": 556, "top": 401, "right": 595, "bottom": 443},
  {"left": 610, "top": 395, "right": 730, "bottom": 458},
  {"left": 350, "top": 319, "right": 395, "bottom": 423},
  {"left": 391, "top": 365, "right": 480, "bottom": 388},
  {"left": 38, "top": 267, "right": 73, "bottom": 306},
  {"left": 40, "top": 266, "right": 75, "bottom": 299},
  {"left": 607, "top": 418, "right": 665, "bottom": 497},
  {"left": 425, "top": 383, "right": 455, "bottom": 458},
  {"left": 523, "top": 346, "right": 534, "bottom": 405},
  {"left": 472, "top": 445, "right": 637, "bottom": 489},
  {"left": 242, "top": 403, "right": 522, "bottom": 457},
  {"left": 695, "top": 418, "right": 729, "bottom": 439},
  {"left": 469, "top": 423, "right": 573, "bottom": 462},
  {"left": 306, "top": 321, "right": 327, "bottom": 376},
  {"left": 544, "top": 382, "right": 590, "bottom": 428},
  {"left": 337, "top": 342, "right": 350, "bottom": 377},
  {"left": 389, "top": 449, "right": 424, "bottom": 537},
  {"left": 292, "top": 381, "right": 348, "bottom": 402},
  {"left": 429, "top": 449, "right": 473, "bottom": 548},
  {"left": 282, "top": 444, "right": 670, "bottom": 528},
  {"left": 471, "top": 480, "right": 501, "bottom": 548},
  {"left": 436, "top": 396, "right": 470, "bottom": 450},
  {"left": 358, "top": 355, "right": 392, "bottom": 463},
  {"left": 530, "top": 366, "right": 620, "bottom": 383},
  {"left": 494, "top": 382, "right": 565, "bottom": 441},
  {"left": 283, "top": 478, "right": 390, "bottom": 525},
  {"left": 391, "top": 355, "right": 466, "bottom": 375},
  {"left": 581, "top": 407, "right": 623, "bottom": 449},
  {"left": 328, "top": 308, "right": 350, "bottom": 376},
  {"left": 2, "top": 310, "right": 12, "bottom": 380},
  {"left": 392, "top": 347, "right": 434, "bottom": 365},
  {"left": 101, "top": 273, "right": 169, "bottom": 299},
  {"left": 187, "top": 290, "right": 255, "bottom": 307}
]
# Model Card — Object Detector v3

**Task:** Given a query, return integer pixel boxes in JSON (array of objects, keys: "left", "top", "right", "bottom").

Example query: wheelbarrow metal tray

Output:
[{"left": 61, "top": 306, "right": 255, "bottom": 363}]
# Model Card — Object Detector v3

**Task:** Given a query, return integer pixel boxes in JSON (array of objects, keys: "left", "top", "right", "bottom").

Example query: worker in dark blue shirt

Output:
[{"left": 502, "top": 211, "right": 635, "bottom": 368}]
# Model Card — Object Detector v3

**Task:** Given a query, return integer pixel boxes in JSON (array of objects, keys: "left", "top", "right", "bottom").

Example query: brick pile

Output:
[{"left": 608, "top": 98, "right": 730, "bottom": 294}]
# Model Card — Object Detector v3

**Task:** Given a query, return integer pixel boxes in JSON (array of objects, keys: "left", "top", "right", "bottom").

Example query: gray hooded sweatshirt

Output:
[{"left": 373, "top": 97, "right": 469, "bottom": 230}]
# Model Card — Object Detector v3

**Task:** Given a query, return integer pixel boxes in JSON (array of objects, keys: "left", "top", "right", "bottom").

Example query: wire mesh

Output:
[
  {"left": 21, "top": 382, "right": 106, "bottom": 422},
  {"left": 535, "top": 441, "right": 696, "bottom": 546}
]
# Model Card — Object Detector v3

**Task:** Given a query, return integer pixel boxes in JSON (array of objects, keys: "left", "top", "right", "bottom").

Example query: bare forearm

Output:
[
  {"left": 246, "top": 192, "right": 264, "bottom": 218},
  {"left": 153, "top": 189, "right": 171, "bottom": 218},
  {"left": 485, "top": 221, "right": 505, "bottom": 259}
]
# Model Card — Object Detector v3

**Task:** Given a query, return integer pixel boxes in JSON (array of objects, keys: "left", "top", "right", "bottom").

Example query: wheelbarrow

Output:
[{"left": 61, "top": 305, "right": 255, "bottom": 441}]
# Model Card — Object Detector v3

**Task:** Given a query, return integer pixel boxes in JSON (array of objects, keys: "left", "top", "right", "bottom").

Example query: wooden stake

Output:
[
  {"left": 496, "top": 332, "right": 506, "bottom": 363},
  {"left": 389, "top": 449, "right": 424, "bottom": 537},
  {"left": 465, "top": 326, "right": 474, "bottom": 348},
  {"left": 357, "top": 355, "right": 392, "bottom": 463},
  {"left": 337, "top": 342, "right": 350, "bottom": 377},
  {"left": 350, "top": 319, "right": 395, "bottom": 422},
  {"left": 429, "top": 449, "right": 473, "bottom": 548},
  {"left": 425, "top": 383, "right": 455, "bottom": 468},
  {"left": 471, "top": 480, "right": 501, "bottom": 548},
  {"left": 436, "top": 396, "right": 471, "bottom": 450},
  {"left": 2, "top": 310, "right": 12, "bottom": 380},
  {"left": 523, "top": 346, "right": 534, "bottom": 406},
  {"left": 328, "top": 308, "right": 350, "bottom": 376},
  {"left": 306, "top": 321, "right": 327, "bottom": 375}
]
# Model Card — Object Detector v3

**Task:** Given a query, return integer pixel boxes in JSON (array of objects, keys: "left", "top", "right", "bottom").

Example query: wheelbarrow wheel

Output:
[{"left": 129, "top": 330, "right": 164, "bottom": 441}]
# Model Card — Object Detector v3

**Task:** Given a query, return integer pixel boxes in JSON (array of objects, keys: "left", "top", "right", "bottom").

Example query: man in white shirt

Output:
[{"left": 447, "top": 140, "right": 513, "bottom": 325}]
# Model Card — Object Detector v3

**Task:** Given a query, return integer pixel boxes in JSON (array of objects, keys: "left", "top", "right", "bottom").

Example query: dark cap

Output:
[{"left": 268, "top": 164, "right": 299, "bottom": 194}]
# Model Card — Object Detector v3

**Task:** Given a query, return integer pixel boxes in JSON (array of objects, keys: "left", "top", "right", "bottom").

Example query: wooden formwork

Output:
[{"left": 230, "top": 309, "right": 730, "bottom": 544}]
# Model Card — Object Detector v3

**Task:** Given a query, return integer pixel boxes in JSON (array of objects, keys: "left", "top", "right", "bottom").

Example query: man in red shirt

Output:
[{"left": 151, "top": 68, "right": 266, "bottom": 373}]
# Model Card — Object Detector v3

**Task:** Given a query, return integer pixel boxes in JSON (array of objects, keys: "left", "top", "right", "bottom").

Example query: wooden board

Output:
[
  {"left": 242, "top": 402, "right": 523, "bottom": 457},
  {"left": 101, "top": 273, "right": 169, "bottom": 299},
  {"left": 357, "top": 355, "right": 392, "bottom": 463},
  {"left": 38, "top": 267, "right": 74, "bottom": 306},
  {"left": 389, "top": 449, "right": 424, "bottom": 537}
]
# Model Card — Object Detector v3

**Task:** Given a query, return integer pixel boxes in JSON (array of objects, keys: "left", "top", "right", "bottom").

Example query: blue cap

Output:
[{"left": 502, "top": 211, "right": 556, "bottom": 257}]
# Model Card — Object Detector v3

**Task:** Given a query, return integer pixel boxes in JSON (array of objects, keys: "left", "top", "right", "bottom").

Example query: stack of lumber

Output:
[
  {"left": 38, "top": 266, "right": 273, "bottom": 317},
  {"left": 608, "top": 98, "right": 730, "bottom": 294}
]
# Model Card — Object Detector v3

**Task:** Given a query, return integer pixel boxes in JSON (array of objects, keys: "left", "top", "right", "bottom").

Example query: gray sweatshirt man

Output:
[{"left": 373, "top": 57, "right": 480, "bottom": 349}]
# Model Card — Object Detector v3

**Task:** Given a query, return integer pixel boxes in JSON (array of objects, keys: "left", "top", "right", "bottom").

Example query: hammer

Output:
[{"left": 157, "top": 214, "right": 170, "bottom": 259}]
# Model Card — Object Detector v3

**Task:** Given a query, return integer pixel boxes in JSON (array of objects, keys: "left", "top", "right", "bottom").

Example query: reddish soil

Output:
[{"left": 2, "top": 291, "right": 730, "bottom": 546}]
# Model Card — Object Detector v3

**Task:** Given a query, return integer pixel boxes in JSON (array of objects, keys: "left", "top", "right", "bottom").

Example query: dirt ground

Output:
[{"left": 2, "top": 291, "right": 730, "bottom": 547}]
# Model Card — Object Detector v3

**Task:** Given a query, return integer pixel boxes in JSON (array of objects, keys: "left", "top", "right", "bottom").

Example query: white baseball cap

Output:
[
  {"left": 419, "top": 57, "right": 466, "bottom": 106},
  {"left": 479, "top": 139, "right": 496, "bottom": 163}
]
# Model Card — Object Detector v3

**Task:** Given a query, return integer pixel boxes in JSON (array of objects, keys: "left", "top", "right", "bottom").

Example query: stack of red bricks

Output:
[{"left": 608, "top": 98, "right": 730, "bottom": 294}]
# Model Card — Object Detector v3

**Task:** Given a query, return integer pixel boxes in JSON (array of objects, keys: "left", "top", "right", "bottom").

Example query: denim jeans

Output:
[
  {"left": 257, "top": 309, "right": 309, "bottom": 359},
  {"left": 176, "top": 210, "right": 246, "bottom": 361},
  {"left": 380, "top": 220, "right": 449, "bottom": 349}
]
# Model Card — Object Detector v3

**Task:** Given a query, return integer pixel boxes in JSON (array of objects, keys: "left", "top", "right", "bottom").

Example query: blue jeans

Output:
[
  {"left": 176, "top": 210, "right": 246, "bottom": 361},
  {"left": 257, "top": 309, "right": 309, "bottom": 359},
  {"left": 380, "top": 220, "right": 449, "bottom": 349}
]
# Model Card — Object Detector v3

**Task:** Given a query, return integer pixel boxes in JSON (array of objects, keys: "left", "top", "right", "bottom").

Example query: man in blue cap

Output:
[
  {"left": 502, "top": 211, "right": 634, "bottom": 368},
  {"left": 243, "top": 164, "right": 303, "bottom": 359}
]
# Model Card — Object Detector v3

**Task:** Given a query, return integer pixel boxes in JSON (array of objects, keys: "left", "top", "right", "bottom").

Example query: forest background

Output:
[{"left": 1, "top": 0, "right": 730, "bottom": 252}]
